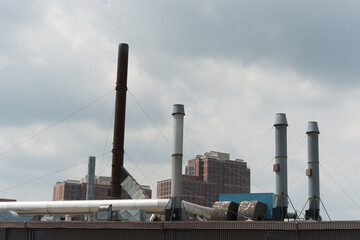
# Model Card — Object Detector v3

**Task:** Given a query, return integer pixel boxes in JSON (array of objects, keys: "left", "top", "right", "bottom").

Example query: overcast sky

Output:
[{"left": 1, "top": 0, "right": 360, "bottom": 220}]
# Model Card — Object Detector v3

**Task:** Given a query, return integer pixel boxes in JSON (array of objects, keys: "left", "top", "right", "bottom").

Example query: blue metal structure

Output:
[{"left": 219, "top": 193, "right": 275, "bottom": 220}]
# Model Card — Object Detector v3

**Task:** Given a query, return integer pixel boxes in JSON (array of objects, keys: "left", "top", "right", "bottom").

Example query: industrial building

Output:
[
  {"left": 53, "top": 176, "right": 152, "bottom": 201},
  {"left": 157, "top": 151, "right": 250, "bottom": 207},
  {"left": 1, "top": 43, "right": 359, "bottom": 239}
]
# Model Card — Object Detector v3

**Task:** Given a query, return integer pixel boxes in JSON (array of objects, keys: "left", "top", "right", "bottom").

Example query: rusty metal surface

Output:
[{"left": 110, "top": 43, "right": 129, "bottom": 199}]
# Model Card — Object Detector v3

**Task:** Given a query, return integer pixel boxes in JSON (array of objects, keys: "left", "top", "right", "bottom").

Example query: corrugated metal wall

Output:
[
  {"left": 1, "top": 221, "right": 360, "bottom": 240},
  {"left": 300, "top": 230, "right": 360, "bottom": 240},
  {"left": 43, "top": 229, "right": 163, "bottom": 240},
  {"left": 0, "top": 228, "right": 27, "bottom": 240},
  {"left": 190, "top": 229, "right": 265, "bottom": 240}
]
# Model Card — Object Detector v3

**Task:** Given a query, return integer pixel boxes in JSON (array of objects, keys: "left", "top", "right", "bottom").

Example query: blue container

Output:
[
  {"left": 219, "top": 193, "right": 275, "bottom": 220},
  {"left": 19, "top": 215, "right": 35, "bottom": 221}
]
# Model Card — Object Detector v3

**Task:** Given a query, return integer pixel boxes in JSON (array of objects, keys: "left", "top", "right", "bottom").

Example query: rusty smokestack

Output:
[{"left": 110, "top": 43, "right": 129, "bottom": 199}]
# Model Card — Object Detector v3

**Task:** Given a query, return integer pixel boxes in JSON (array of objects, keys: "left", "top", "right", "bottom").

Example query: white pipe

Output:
[
  {"left": 0, "top": 199, "right": 169, "bottom": 215},
  {"left": 183, "top": 201, "right": 211, "bottom": 219},
  {"left": 0, "top": 199, "right": 212, "bottom": 220}
]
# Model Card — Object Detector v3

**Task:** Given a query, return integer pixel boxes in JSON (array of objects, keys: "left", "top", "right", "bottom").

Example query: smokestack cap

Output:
[
  {"left": 172, "top": 104, "right": 185, "bottom": 115},
  {"left": 119, "top": 43, "right": 129, "bottom": 54},
  {"left": 88, "top": 156, "right": 96, "bottom": 165},
  {"left": 306, "top": 121, "right": 320, "bottom": 134},
  {"left": 274, "top": 113, "right": 288, "bottom": 126}
]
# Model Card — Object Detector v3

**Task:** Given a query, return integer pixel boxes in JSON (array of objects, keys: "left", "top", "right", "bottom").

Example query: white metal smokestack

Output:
[
  {"left": 167, "top": 104, "right": 185, "bottom": 221},
  {"left": 305, "top": 121, "right": 321, "bottom": 220},
  {"left": 86, "top": 156, "right": 96, "bottom": 201},
  {"left": 272, "top": 113, "right": 288, "bottom": 221}
]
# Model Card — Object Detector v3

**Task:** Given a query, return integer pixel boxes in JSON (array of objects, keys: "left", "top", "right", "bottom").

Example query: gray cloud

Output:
[{"left": 100, "top": 1, "right": 360, "bottom": 85}]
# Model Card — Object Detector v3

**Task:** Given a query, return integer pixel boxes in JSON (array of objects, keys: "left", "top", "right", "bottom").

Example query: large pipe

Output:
[
  {"left": 0, "top": 200, "right": 169, "bottom": 215},
  {"left": 110, "top": 43, "right": 129, "bottom": 199},
  {"left": 0, "top": 200, "right": 212, "bottom": 220},
  {"left": 86, "top": 156, "right": 96, "bottom": 201},
  {"left": 182, "top": 201, "right": 212, "bottom": 220},
  {"left": 305, "top": 121, "right": 320, "bottom": 220},
  {"left": 272, "top": 113, "right": 288, "bottom": 221},
  {"left": 168, "top": 104, "right": 185, "bottom": 221}
]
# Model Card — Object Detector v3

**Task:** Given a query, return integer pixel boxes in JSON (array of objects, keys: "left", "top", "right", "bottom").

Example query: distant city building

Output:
[
  {"left": 157, "top": 151, "right": 250, "bottom": 207},
  {"left": 53, "top": 176, "right": 152, "bottom": 201}
]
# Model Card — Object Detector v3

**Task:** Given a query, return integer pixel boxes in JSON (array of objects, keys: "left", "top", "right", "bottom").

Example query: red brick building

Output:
[
  {"left": 53, "top": 176, "right": 152, "bottom": 201},
  {"left": 157, "top": 151, "right": 250, "bottom": 207}
]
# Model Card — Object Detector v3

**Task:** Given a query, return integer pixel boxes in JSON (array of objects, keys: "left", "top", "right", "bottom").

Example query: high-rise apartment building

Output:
[
  {"left": 157, "top": 151, "right": 250, "bottom": 207},
  {"left": 53, "top": 176, "right": 152, "bottom": 201}
]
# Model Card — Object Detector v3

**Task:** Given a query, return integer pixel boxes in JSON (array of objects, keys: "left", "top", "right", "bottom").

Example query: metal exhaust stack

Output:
[
  {"left": 305, "top": 121, "right": 321, "bottom": 220},
  {"left": 86, "top": 156, "right": 96, "bottom": 200},
  {"left": 272, "top": 113, "right": 288, "bottom": 221},
  {"left": 85, "top": 156, "right": 95, "bottom": 220},
  {"left": 166, "top": 104, "right": 185, "bottom": 221},
  {"left": 110, "top": 43, "right": 129, "bottom": 199}
]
